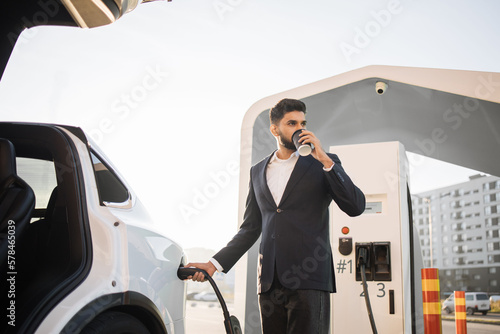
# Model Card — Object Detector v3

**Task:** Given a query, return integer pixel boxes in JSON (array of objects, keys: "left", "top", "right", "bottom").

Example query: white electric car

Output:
[{"left": 1, "top": 122, "right": 187, "bottom": 333}]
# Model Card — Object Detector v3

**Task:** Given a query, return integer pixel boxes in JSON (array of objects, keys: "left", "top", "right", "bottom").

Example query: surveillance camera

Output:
[{"left": 375, "top": 81, "right": 388, "bottom": 95}]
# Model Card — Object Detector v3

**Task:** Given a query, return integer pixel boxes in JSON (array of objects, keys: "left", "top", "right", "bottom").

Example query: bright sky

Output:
[{"left": 0, "top": 0, "right": 499, "bottom": 251}]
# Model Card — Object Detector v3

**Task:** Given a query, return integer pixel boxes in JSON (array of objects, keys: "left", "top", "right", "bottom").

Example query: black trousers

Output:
[{"left": 259, "top": 272, "right": 330, "bottom": 334}]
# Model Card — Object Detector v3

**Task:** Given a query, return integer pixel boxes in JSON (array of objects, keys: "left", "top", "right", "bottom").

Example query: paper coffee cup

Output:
[{"left": 292, "top": 129, "right": 312, "bottom": 156}]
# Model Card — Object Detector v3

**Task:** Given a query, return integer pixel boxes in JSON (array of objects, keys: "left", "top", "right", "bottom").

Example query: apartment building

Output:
[{"left": 411, "top": 174, "right": 500, "bottom": 296}]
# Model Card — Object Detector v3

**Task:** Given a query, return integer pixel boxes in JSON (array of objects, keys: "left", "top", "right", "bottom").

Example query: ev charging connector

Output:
[
  {"left": 355, "top": 242, "right": 373, "bottom": 281},
  {"left": 356, "top": 242, "right": 378, "bottom": 334}
]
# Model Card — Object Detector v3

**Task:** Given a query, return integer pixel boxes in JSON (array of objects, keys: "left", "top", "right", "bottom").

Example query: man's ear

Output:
[{"left": 270, "top": 124, "right": 278, "bottom": 137}]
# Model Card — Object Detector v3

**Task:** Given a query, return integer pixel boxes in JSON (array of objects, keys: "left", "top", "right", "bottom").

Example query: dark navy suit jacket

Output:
[{"left": 213, "top": 152, "right": 365, "bottom": 293}]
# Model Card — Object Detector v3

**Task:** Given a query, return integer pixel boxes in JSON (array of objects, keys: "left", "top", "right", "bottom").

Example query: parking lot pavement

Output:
[
  {"left": 186, "top": 305, "right": 500, "bottom": 333},
  {"left": 442, "top": 312, "right": 500, "bottom": 325},
  {"left": 442, "top": 319, "right": 500, "bottom": 334},
  {"left": 186, "top": 301, "right": 234, "bottom": 333}
]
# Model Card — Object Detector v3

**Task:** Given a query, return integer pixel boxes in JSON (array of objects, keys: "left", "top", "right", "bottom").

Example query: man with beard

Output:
[{"left": 186, "top": 98, "right": 365, "bottom": 333}]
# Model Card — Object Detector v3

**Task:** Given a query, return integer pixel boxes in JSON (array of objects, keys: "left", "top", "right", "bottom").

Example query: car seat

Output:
[{"left": 0, "top": 138, "right": 35, "bottom": 267}]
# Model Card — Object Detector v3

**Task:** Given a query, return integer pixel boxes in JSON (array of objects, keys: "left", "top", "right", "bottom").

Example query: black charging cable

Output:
[
  {"left": 177, "top": 267, "right": 242, "bottom": 334},
  {"left": 357, "top": 248, "right": 378, "bottom": 334}
]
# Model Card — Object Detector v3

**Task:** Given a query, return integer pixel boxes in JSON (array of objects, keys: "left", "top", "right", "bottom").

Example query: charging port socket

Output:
[{"left": 373, "top": 242, "right": 391, "bottom": 281}]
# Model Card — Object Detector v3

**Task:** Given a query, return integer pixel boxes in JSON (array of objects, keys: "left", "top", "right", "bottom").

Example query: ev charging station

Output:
[
  {"left": 329, "top": 141, "right": 424, "bottom": 333},
  {"left": 233, "top": 66, "right": 500, "bottom": 334}
]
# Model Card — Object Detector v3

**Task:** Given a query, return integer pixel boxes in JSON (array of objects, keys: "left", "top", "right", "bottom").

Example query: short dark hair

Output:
[{"left": 269, "top": 98, "right": 306, "bottom": 125}]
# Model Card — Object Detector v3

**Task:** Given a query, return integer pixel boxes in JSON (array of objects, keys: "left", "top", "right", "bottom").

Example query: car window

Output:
[
  {"left": 476, "top": 294, "right": 489, "bottom": 300},
  {"left": 465, "top": 295, "right": 473, "bottom": 301},
  {"left": 91, "top": 151, "right": 129, "bottom": 204},
  {"left": 16, "top": 157, "right": 57, "bottom": 209}
]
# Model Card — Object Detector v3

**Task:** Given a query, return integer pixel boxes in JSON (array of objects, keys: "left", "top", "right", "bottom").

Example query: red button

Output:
[{"left": 341, "top": 226, "right": 350, "bottom": 235}]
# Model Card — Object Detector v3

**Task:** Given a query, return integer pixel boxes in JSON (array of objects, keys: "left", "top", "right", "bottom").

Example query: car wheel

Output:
[
  {"left": 443, "top": 307, "right": 452, "bottom": 314},
  {"left": 81, "top": 311, "right": 150, "bottom": 334},
  {"left": 466, "top": 307, "right": 474, "bottom": 315},
  {"left": 482, "top": 311, "right": 488, "bottom": 315}
]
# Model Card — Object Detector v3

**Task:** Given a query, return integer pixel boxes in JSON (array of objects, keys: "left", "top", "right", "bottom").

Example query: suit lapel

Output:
[
  {"left": 255, "top": 153, "right": 276, "bottom": 208},
  {"left": 279, "top": 155, "right": 313, "bottom": 206}
]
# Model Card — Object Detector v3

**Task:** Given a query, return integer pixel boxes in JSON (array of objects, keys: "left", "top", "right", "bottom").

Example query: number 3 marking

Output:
[{"left": 377, "top": 283, "right": 386, "bottom": 297}]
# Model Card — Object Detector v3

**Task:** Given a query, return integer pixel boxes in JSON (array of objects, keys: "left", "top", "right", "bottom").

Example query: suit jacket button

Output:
[{"left": 277, "top": 208, "right": 282, "bottom": 213}]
